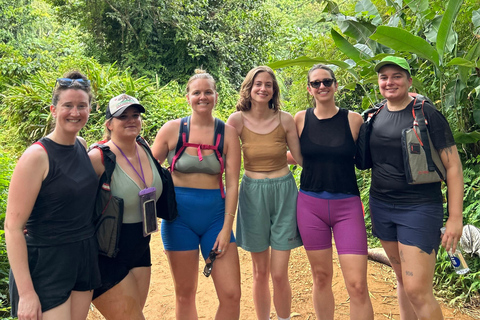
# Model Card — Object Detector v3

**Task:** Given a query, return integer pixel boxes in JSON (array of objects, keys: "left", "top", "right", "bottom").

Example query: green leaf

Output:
[
  {"left": 369, "top": 26, "right": 439, "bottom": 67},
  {"left": 355, "top": 0, "right": 382, "bottom": 26},
  {"left": 474, "top": 110, "right": 480, "bottom": 126},
  {"left": 335, "top": 14, "right": 376, "bottom": 43},
  {"left": 446, "top": 57, "right": 477, "bottom": 68},
  {"left": 454, "top": 131, "right": 480, "bottom": 144},
  {"left": 472, "top": 9, "right": 480, "bottom": 29},
  {"left": 436, "top": 0, "right": 464, "bottom": 61},
  {"left": 458, "top": 42, "right": 480, "bottom": 83},
  {"left": 331, "top": 29, "right": 361, "bottom": 63},
  {"left": 268, "top": 56, "right": 350, "bottom": 70},
  {"left": 404, "top": 0, "right": 429, "bottom": 14}
]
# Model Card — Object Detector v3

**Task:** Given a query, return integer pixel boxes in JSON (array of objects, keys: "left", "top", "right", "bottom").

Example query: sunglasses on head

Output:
[
  {"left": 309, "top": 78, "right": 336, "bottom": 88},
  {"left": 56, "top": 78, "right": 91, "bottom": 88},
  {"left": 203, "top": 250, "right": 217, "bottom": 277}
]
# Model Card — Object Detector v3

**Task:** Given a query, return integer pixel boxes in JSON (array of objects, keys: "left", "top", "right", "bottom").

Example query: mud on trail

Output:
[{"left": 88, "top": 230, "right": 478, "bottom": 320}]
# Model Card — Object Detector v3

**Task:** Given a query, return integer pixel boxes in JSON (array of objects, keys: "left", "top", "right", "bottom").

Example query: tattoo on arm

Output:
[{"left": 439, "top": 146, "right": 454, "bottom": 162}]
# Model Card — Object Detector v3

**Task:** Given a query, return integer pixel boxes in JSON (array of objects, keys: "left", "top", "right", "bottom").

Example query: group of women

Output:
[{"left": 5, "top": 56, "right": 464, "bottom": 320}]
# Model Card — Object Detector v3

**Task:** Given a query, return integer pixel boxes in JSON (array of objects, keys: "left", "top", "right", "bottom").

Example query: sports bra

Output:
[
  {"left": 240, "top": 113, "right": 288, "bottom": 172},
  {"left": 167, "top": 149, "right": 223, "bottom": 175}
]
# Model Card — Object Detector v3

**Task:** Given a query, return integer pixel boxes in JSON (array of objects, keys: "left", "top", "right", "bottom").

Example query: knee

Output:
[
  {"left": 403, "top": 282, "right": 431, "bottom": 306},
  {"left": 175, "top": 284, "right": 196, "bottom": 303},
  {"left": 311, "top": 268, "right": 332, "bottom": 289},
  {"left": 345, "top": 280, "right": 369, "bottom": 300},
  {"left": 219, "top": 287, "right": 241, "bottom": 306},
  {"left": 271, "top": 270, "right": 289, "bottom": 288},
  {"left": 252, "top": 265, "right": 269, "bottom": 282}
]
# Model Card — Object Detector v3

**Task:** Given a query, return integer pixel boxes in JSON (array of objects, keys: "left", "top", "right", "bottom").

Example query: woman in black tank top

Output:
[
  {"left": 294, "top": 64, "right": 373, "bottom": 320},
  {"left": 5, "top": 71, "right": 100, "bottom": 319}
]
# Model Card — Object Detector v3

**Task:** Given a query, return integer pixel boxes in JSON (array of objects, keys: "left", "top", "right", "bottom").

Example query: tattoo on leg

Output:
[
  {"left": 405, "top": 271, "right": 413, "bottom": 276},
  {"left": 389, "top": 256, "right": 401, "bottom": 265},
  {"left": 400, "top": 250, "right": 405, "bottom": 262}
]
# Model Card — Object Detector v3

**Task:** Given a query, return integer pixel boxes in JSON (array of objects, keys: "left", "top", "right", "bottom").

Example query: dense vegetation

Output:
[{"left": 0, "top": 0, "right": 479, "bottom": 317}]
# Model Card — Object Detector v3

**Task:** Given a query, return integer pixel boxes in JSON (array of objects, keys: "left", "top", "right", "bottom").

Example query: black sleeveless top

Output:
[
  {"left": 299, "top": 108, "right": 359, "bottom": 196},
  {"left": 26, "top": 137, "right": 98, "bottom": 246}
]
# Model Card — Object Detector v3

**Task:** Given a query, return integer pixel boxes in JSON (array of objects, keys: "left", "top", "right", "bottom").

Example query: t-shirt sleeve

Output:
[{"left": 423, "top": 102, "right": 456, "bottom": 150}]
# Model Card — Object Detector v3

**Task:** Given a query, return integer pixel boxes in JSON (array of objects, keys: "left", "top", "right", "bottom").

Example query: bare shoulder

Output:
[
  {"left": 15, "top": 144, "right": 49, "bottom": 178},
  {"left": 280, "top": 110, "right": 294, "bottom": 121},
  {"left": 294, "top": 110, "right": 307, "bottom": 121},
  {"left": 88, "top": 147, "right": 106, "bottom": 177},
  {"left": 77, "top": 136, "right": 87, "bottom": 149},
  {"left": 224, "top": 123, "right": 239, "bottom": 139},
  {"left": 226, "top": 111, "right": 242, "bottom": 127},
  {"left": 348, "top": 110, "right": 363, "bottom": 126}
]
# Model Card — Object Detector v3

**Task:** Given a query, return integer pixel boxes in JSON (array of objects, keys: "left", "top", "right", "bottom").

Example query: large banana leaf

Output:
[
  {"left": 436, "top": 0, "right": 464, "bottom": 62},
  {"left": 370, "top": 26, "right": 440, "bottom": 67},
  {"left": 331, "top": 29, "right": 362, "bottom": 63},
  {"left": 454, "top": 131, "right": 480, "bottom": 144}
]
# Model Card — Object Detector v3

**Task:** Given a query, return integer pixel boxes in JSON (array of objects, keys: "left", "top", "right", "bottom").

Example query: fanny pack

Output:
[{"left": 401, "top": 96, "right": 446, "bottom": 184}]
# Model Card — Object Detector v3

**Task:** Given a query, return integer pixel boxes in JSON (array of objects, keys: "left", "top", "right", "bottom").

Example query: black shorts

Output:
[
  {"left": 93, "top": 222, "right": 152, "bottom": 300},
  {"left": 10, "top": 236, "right": 101, "bottom": 316}
]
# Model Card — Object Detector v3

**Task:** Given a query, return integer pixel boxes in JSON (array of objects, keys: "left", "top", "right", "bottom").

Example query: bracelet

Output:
[{"left": 225, "top": 212, "right": 236, "bottom": 218}]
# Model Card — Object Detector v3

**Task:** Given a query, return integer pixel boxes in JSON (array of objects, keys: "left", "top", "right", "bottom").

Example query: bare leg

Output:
[
  {"left": 251, "top": 249, "right": 271, "bottom": 320},
  {"left": 381, "top": 240, "right": 417, "bottom": 320},
  {"left": 270, "top": 249, "right": 292, "bottom": 319},
  {"left": 304, "top": 248, "right": 334, "bottom": 320},
  {"left": 211, "top": 243, "right": 241, "bottom": 320},
  {"left": 164, "top": 250, "right": 200, "bottom": 320},
  {"left": 337, "top": 254, "right": 373, "bottom": 320},
  {"left": 93, "top": 268, "right": 151, "bottom": 320}
]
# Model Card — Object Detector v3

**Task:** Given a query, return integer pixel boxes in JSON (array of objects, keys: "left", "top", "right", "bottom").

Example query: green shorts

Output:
[{"left": 236, "top": 172, "right": 302, "bottom": 252}]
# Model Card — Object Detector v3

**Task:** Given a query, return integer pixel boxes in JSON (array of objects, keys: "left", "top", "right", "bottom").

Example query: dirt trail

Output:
[{"left": 88, "top": 229, "right": 477, "bottom": 320}]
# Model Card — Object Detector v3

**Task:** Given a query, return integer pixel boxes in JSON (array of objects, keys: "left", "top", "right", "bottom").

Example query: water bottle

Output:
[{"left": 440, "top": 227, "right": 470, "bottom": 275}]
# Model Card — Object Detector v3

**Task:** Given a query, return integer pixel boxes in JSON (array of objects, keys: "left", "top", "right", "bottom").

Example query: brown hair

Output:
[
  {"left": 186, "top": 69, "right": 216, "bottom": 93},
  {"left": 307, "top": 64, "right": 337, "bottom": 107},
  {"left": 236, "top": 66, "right": 281, "bottom": 112},
  {"left": 51, "top": 70, "right": 92, "bottom": 106}
]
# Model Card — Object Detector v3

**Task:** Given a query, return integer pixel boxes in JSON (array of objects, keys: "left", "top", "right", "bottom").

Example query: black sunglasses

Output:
[
  {"left": 56, "top": 78, "right": 91, "bottom": 88},
  {"left": 309, "top": 78, "right": 336, "bottom": 88},
  {"left": 203, "top": 250, "right": 217, "bottom": 277}
]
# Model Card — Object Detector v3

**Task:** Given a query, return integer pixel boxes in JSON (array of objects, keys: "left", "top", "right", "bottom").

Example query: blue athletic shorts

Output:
[
  {"left": 369, "top": 196, "right": 443, "bottom": 254},
  {"left": 161, "top": 187, "right": 235, "bottom": 260}
]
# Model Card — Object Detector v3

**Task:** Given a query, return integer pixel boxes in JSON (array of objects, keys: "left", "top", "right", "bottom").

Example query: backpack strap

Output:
[
  {"left": 411, "top": 97, "right": 437, "bottom": 173},
  {"left": 171, "top": 116, "right": 190, "bottom": 172},
  {"left": 91, "top": 144, "right": 116, "bottom": 186}
]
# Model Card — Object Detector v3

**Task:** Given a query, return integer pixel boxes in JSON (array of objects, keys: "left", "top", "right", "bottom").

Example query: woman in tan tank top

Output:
[{"left": 227, "top": 66, "right": 303, "bottom": 320}]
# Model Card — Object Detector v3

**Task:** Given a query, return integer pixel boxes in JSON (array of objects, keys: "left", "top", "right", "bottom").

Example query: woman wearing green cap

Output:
[{"left": 368, "top": 56, "right": 464, "bottom": 319}]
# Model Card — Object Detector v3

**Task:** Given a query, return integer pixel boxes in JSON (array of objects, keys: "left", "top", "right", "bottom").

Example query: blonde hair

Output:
[
  {"left": 236, "top": 66, "right": 280, "bottom": 112},
  {"left": 186, "top": 69, "right": 216, "bottom": 93}
]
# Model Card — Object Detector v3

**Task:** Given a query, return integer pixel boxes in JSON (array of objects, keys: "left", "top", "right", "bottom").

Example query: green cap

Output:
[{"left": 374, "top": 56, "right": 411, "bottom": 74}]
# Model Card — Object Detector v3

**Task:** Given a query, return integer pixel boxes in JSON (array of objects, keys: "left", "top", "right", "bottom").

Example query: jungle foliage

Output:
[{"left": 0, "top": 0, "right": 480, "bottom": 316}]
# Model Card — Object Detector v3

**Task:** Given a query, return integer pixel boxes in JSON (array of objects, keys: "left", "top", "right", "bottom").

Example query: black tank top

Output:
[
  {"left": 26, "top": 137, "right": 97, "bottom": 246},
  {"left": 299, "top": 108, "right": 359, "bottom": 196}
]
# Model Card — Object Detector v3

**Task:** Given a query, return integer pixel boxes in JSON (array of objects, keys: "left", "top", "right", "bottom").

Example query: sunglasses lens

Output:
[
  {"left": 203, "top": 263, "right": 212, "bottom": 277},
  {"left": 310, "top": 81, "right": 321, "bottom": 88},
  {"left": 323, "top": 79, "right": 334, "bottom": 87},
  {"left": 56, "top": 78, "right": 91, "bottom": 88}
]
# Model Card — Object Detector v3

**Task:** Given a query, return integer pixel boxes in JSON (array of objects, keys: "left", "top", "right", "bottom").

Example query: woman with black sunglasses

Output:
[
  {"left": 5, "top": 71, "right": 101, "bottom": 320},
  {"left": 293, "top": 64, "right": 373, "bottom": 320}
]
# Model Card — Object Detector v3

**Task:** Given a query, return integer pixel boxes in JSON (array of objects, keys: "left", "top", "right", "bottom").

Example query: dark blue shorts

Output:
[
  {"left": 369, "top": 196, "right": 443, "bottom": 254},
  {"left": 161, "top": 187, "right": 235, "bottom": 260}
]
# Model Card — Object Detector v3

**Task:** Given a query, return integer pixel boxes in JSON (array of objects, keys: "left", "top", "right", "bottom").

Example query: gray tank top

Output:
[
  {"left": 167, "top": 149, "right": 224, "bottom": 175},
  {"left": 111, "top": 146, "right": 163, "bottom": 223}
]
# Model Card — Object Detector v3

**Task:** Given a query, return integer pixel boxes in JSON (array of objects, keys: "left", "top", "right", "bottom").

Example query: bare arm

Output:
[
  {"left": 347, "top": 111, "right": 363, "bottom": 142},
  {"left": 151, "top": 120, "right": 180, "bottom": 163},
  {"left": 439, "top": 145, "right": 464, "bottom": 253},
  {"left": 88, "top": 147, "right": 106, "bottom": 178},
  {"left": 213, "top": 124, "right": 241, "bottom": 258},
  {"left": 5, "top": 145, "right": 48, "bottom": 319},
  {"left": 282, "top": 111, "right": 303, "bottom": 167},
  {"left": 226, "top": 112, "right": 243, "bottom": 137}
]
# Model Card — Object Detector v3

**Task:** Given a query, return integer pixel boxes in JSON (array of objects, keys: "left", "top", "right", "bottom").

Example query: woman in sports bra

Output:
[
  {"left": 227, "top": 66, "right": 303, "bottom": 320},
  {"left": 294, "top": 64, "right": 373, "bottom": 320},
  {"left": 151, "top": 69, "right": 241, "bottom": 319}
]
